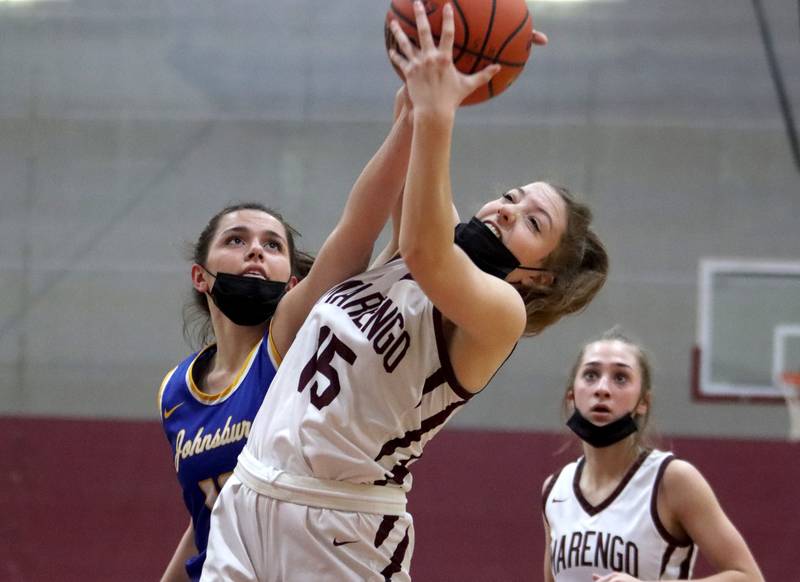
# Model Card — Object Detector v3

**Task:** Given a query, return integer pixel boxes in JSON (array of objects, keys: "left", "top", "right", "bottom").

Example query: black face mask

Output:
[
  {"left": 566, "top": 409, "right": 639, "bottom": 448},
  {"left": 454, "top": 217, "right": 550, "bottom": 280},
  {"left": 203, "top": 268, "right": 287, "bottom": 327}
]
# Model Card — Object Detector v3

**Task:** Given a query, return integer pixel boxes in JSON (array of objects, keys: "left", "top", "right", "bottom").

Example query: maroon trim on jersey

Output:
[
  {"left": 541, "top": 467, "right": 563, "bottom": 521},
  {"left": 374, "top": 401, "right": 466, "bottom": 461},
  {"left": 374, "top": 455, "right": 420, "bottom": 486},
  {"left": 573, "top": 450, "right": 650, "bottom": 516},
  {"left": 374, "top": 515, "right": 400, "bottom": 548},
  {"left": 660, "top": 544, "right": 676, "bottom": 578},
  {"left": 651, "top": 454, "right": 693, "bottom": 548},
  {"left": 679, "top": 543, "right": 695, "bottom": 579},
  {"left": 380, "top": 526, "right": 410, "bottom": 580},
  {"left": 432, "top": 308, "right": 473, "bottom": 401},
  {"left": 417, "top": 368, "right": 447, "bottom": 407}
]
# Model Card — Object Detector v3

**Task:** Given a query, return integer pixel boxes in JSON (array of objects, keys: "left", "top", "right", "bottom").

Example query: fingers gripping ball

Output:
[{"left": 385, "top": 0, "right": 534, "bottom": 105}]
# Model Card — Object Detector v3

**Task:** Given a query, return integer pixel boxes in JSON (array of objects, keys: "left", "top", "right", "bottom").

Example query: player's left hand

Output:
[{"left": 388, "top": 1, "right": 500, "bottom": 115}]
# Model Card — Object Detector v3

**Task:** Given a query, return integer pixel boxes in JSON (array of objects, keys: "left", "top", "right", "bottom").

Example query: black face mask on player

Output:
[
  {"left": 202, "top": 267, "right": 287, "bottom": 327},
  {"left": 566, "top": 409, "right": 639, "bottom": 448},
  {"left": 454, "top": 217, "right": 551, "bottom": 280}
]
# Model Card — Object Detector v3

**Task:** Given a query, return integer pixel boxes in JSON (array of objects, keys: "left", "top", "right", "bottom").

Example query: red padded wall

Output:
[{"left": 0, "top": 417, "right": 794, "bottom": 580}]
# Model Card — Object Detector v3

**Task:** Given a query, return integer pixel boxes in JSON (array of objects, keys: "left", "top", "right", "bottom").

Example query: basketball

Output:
[{"left": 385, "top": 0, "right": 534, "bottom": 105}]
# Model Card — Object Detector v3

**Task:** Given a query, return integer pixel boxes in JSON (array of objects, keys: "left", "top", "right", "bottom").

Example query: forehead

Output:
[
  {"left": 215, "top": 209, "right": 287, "bottom": 238},
  {"left": 517, "top": 182, "right": 567, "bottom": 224},
  {"left": 581, "top": 340, "right": 640, "bottom": 369}
]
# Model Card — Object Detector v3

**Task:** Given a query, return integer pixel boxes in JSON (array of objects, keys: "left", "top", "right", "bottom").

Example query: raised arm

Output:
[
  {"left": 271, "top": 94, "right": 413, "bottom": 356},
  {"left": 388, "top": 2, "right": 526, "bottom": 387}
]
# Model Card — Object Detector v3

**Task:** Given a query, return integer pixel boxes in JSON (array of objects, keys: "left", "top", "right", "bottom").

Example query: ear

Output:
[
  {"left": 192, "top": 264, "right": 211, "bottom": 294},
  {"left": 635, "top": 393, "right": 649, "bottom": 417},
  {"left": 285, "top": 275, "right": 299, "bottom": 290},
  {"left": 521, "top": 269, "right": 555, "bottom": 288}
]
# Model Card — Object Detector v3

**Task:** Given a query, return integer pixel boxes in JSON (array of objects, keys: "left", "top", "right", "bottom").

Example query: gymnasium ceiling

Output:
[{"left": 1, "top": 1, "right": 798, "bottom": 141}]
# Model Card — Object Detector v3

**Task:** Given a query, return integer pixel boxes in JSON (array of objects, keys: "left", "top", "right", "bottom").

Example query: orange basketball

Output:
[{"left": 385, "top": 0, "right": 534, "bottom": 105}]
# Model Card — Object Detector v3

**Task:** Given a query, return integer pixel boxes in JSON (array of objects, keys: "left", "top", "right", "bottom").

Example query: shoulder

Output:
[
  {"left": 660, "top": 457, "right": 717, "bottom": 515},
  {"left": 157, "top": 363, "right": 182, "bottom": 411},
  {"left": 662, "top": 458, "right": 704, "bottom": 488},
  {"left": 157, "top": 351, "right": 199, "bottom": 414}
]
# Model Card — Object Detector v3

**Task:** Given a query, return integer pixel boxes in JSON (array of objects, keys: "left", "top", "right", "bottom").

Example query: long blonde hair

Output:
[{"left": 515, "top": 185, "right": 609, "bottom": 336}]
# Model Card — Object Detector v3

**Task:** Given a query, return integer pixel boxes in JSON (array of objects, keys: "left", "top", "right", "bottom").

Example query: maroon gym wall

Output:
[{"left": 0, "top": 417, "right": 794, "bottom": 580}]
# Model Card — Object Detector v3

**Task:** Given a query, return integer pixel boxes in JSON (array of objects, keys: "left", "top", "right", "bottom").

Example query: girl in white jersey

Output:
[
  {"left": 202, "top": 3, "right": 607, "bottom": 580},
  {"left": 542, "top": 328, "right": 764, "bottom": 582}
]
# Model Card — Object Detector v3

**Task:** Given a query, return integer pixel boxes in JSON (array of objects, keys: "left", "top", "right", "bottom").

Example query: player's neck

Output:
[
  {"left": 581, "top": 438, "right": 642, "bottom": 483},
  {"left": 199, "top": 319, "right": 263, "bottom": 395}
]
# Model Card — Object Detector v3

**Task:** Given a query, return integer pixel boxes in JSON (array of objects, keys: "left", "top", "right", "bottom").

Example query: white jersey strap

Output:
[{"left": 235, "top": 447, "right": 407, "bottom": 516}]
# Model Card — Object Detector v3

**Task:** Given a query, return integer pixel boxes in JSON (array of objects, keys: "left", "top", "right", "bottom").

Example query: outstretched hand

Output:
[{"left": 388, "top": 1, "right": 500, "bottom": 115}]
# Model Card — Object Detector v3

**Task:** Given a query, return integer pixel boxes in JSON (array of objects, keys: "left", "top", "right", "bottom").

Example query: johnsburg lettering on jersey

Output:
[
  {"left": 173, "top": 416, "right": 251, "bottom": 471},
  {"left": 550, "top": 530, "right": 639, "bottom": 577},
  {"left": 323, "top": 279, "right": 411, "bottom": 373}
]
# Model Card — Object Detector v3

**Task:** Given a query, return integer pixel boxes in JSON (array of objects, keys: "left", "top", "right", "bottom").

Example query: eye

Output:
[
  {"left": 582, "top": 370, "right": 598, "bottom": 381},
  {"left": 528, "top": 216, "right": 541, "bottom": 233},
  {"left": 264, "top": 239, "right": 284, "bottom": 252},
  {"left": 502, "top": 193, "right": 514, "bottom": 202},
  {"left": 614, "top": 373, "right": 629, "bottom": 384},
  {"left": 227, "top": 236, "right": 245, "bottom": 246}
]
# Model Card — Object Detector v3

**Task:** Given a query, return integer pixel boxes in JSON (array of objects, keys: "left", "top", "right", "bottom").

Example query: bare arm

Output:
[
  {"left": 271, "top": 97, "right": 414, "bottom": 356},
  {"left": 593, "top": 461, "right": 764, "bottom": 582},
  {"left": 160, "top": 520, "right": 194, "bottom": 582},
  {"left": 389, "top": 3, "right": 525, "bottom": 387},
  {"left": 663, "top": 461, "right": 764, "bottom": 582}
]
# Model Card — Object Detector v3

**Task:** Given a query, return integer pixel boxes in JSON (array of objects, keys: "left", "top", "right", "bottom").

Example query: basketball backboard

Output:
[{"left": 693, "top": 259, "right": 800, "bottom": 401}]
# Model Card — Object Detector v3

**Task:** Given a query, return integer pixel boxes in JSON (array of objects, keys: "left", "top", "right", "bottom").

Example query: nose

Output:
[
  {"left": 593, "top": 376, "right": 611, "bottom": 399},
  {"left": 497, "top": 204, "right": 517, "bottom": 225},
  {"left": 245, "top": 240, "right": 264, "bottom": 261}
]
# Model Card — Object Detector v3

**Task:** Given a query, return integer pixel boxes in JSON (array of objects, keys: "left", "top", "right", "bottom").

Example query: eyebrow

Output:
[
  {"left": 513, "top": 187, "right": 553, "bottom": 230},
  {"left": 583, "top": 361, "right": 634, "bottom": 370},
  {"left": 220, "top": 225, "right": 287, "bottom": 243}
]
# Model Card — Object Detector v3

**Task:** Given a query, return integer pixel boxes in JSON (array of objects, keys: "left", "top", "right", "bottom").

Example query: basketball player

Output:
[
  {"left": 199, "top": 4, "right": 606, "bottom": 580},
  {"left": 542, "top": 328, "right": 764, "bottom": 582},
  {"left": 158, "top": 203, "right": 312, "bottom": 581}
]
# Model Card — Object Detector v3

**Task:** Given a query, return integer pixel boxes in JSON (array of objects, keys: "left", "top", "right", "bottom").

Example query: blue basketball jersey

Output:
[{"left": 158, "top": 329, "right": 280, "bottom": 581}]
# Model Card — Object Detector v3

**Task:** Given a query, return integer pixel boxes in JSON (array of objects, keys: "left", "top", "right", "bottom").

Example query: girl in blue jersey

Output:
[
  {"left": 542, "top": 328, "right": 764, "bottom": 582},
  {"left": 159, "top": 203, "right": 312, "bottom": 581}
]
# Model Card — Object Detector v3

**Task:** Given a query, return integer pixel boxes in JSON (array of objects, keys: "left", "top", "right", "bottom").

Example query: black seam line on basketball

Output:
[
  {"left": 388, "top": 3, "right": 526, "bottom": 67},
  {"left": 496, "top": 10, "right": 530, "bottom": 60},
  {"left": 485, "top": 9, "right": 530, "bottom": 98},
  {"left": 489, "top": 9, "right": 528, "bottom": 97},
  {"left": 467, "top": 0, "right": 497, "bottom": 74},
  {"left": 451, "top": 0, "right": 469, "bottom": 64},
  {"left": 387, "top": 23, "right": 526, "bottom": 68}
]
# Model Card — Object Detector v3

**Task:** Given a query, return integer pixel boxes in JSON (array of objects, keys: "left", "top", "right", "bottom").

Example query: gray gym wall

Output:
[{"left": 1, "top": 0, "right": 798, "bottom": 438}]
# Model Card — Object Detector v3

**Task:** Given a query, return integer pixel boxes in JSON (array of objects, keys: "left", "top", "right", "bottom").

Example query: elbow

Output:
[{"left": 399, "top": 243, "right": 430, "bottom": 275}]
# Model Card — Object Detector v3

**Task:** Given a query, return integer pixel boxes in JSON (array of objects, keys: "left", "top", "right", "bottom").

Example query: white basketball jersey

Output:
[
  {"left": 244, "top": 257, "right": 474, "bottom": 494},
  {"left": 543, "top": 450, "right": 696, "bottom": 580}
]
